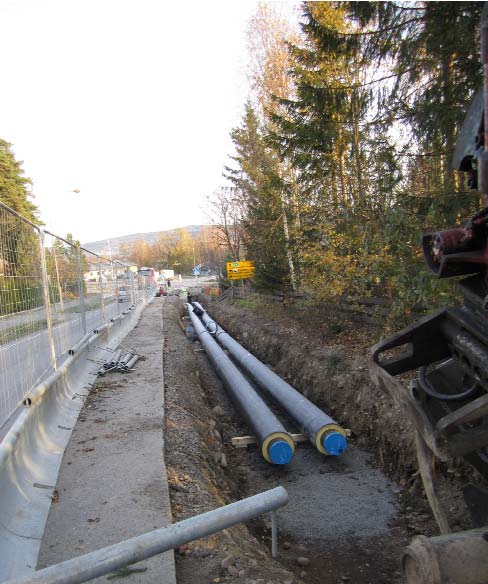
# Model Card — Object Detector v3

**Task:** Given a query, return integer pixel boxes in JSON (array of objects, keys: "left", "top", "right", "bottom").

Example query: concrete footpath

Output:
[{"left": 37, "top": 299, "right": 176, "bottom": 584}]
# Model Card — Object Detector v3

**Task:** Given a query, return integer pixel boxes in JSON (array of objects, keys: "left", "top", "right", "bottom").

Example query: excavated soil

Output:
[{"left": 163, "top": 292, "right": 482, "bottom": 584}]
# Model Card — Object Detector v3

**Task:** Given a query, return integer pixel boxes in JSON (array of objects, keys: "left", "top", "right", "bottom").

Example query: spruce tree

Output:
[{"left": 225, "top": 103, "right": 291, "bottom": 291}]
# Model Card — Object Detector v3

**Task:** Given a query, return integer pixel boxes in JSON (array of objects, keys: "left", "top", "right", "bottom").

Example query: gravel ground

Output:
[{"left": 260, "top": 446, "right": 399, "bottom": 542}]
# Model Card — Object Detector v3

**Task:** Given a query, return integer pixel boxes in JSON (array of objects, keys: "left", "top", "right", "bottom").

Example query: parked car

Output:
[{"left": 118, "top": 286, "right": 129, "bottom": 302}]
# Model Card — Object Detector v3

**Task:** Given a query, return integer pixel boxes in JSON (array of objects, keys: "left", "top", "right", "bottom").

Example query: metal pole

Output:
[
  {"left": 39, "top": 230, "right": 57, "bottom": 372},
  {"left": 128, "top": 269, "right": 135, "bottom": 305},
  {"left": 125, "top": 354, "right": 139, "bottom": 369},
  {"left": 271, "top": 511, "right": 278, "bottom": 558},
  {"left": 76, "top": 245, "right": 87, "bottom": 335},
  {"left": 5, "top": 487, "right": 288, "bottom": 584},
  {"left": 97, "top": 256, "right": 106, "bottom": 326},
  {"left": 51, "top": 243, "right": 64, "bottom": 315}
]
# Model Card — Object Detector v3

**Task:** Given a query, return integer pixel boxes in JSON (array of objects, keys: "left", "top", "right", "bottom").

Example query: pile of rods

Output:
[{"left": 97, "top": 348, "right": 140, "bottom": 376}]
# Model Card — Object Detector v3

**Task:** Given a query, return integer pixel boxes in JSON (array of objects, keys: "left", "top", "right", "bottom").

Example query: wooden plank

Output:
[
  {"left": 231, "top": 429, "right": 352, "bottom": 448},
  {"left": 415, "top": 430, "right": 450, "bottom": 534}
]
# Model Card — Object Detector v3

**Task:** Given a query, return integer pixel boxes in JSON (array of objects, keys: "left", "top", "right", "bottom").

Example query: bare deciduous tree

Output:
[{"left": 206, "top": 187, "right": 243, "bottom": 261}]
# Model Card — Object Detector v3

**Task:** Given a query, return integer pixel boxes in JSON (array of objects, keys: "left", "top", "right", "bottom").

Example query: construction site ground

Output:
[
  {"left": 164, "top": 295, "right": 419, "bottom": 584},
  {"left": 38, "top": 287, "right": 482, "bottom": 584}
]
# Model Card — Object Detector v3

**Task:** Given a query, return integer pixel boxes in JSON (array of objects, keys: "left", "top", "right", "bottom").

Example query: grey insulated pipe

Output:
[
  {"left": 193, "top": 303, "right": 347, "bottom": 456},
  {"left": 187, "top": 304, "right": 295, "bottom": 464}
]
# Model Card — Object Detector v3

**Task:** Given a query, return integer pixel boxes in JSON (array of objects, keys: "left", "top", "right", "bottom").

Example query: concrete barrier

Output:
[{"left": 0, "top": 297, "right": 151, "bottom": 582}]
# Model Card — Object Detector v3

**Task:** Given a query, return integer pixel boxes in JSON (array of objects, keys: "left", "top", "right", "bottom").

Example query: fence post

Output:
[
  {"left": 39, "top": 230, "right": 57, "bottom": 372},
  {"left": 77, "top": 244, "right": 87, "bottom": 335},
  {"left": 97, "top": 256, "right": 106, "bottom": 325},
  {"left": 114, "top": 262, "right": 120, "bottom": 316},
  {"left": 128, "top": 269, "right": 135, "bottom": 304},
  {"left": 51, "top": 244, "right": 65, "bottom": 317}
]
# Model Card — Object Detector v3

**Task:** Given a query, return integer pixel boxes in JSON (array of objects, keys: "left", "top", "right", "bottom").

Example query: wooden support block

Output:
[
  {"left": 231, "top": 429, "right": 351, "bottom": 448},
  {"left": 232, "top": 435, "right": 259, "bottom": 448}
]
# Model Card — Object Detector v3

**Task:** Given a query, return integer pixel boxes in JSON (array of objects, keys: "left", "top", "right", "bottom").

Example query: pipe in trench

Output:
[
  {"left": 187, "top": 304, "right": 295, "bottom": 464},
  {"left": 192, "top": 302, "right": 347, "bottom": 456}
]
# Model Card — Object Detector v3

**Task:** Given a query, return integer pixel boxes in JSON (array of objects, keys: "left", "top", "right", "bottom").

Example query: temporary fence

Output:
[{"left": 0, "top": 201, "right": 155, "bottom": 430}]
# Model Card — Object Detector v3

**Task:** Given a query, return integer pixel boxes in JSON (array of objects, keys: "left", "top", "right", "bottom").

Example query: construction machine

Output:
[{"left": 370, "top": 5, "right": 488, "bottom": 583}]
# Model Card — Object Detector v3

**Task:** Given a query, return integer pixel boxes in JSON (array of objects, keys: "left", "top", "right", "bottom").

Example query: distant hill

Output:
[{"left": 82, "top": 225, "right": 207, "bottom": 256}]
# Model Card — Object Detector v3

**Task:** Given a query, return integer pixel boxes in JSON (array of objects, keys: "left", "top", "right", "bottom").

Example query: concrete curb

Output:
[{"left": 0, "top": 297, "right": 151, "bottom": 582}]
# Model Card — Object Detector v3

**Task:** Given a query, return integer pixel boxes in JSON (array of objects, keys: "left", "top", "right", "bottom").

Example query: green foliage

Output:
[
  {"left": 0, "top": 139, "right": 38, "bottom": 221},
  {"left": 0, "top": 279, "right": 44, "bottom": 316},
  {"left": 217, "top": 2, "right": 483, "bottom": 323},
  {"left": 225, "top": 103, "right": 293, "bottom": 292},
  {"left": 267, "top": 2, "right": 483, "bottom": 318},
  {"left": 233, "top": 298, "right": 259, "bottom": 310}
]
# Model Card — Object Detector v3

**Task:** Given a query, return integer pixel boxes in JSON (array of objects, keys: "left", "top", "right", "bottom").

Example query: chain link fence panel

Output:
[
  {"left": 0, "top": 200, "right": 154, "bottom": 430},
  {"left": 0, "top": 204, "right": 53, "bottom": 428}
]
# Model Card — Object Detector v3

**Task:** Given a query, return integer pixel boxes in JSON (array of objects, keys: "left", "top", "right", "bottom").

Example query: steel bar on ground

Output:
[
  {"left": 120, "top": 353, "right": 133, "bottom": 365},
  {"left": 112, "top": 350, "right": 123, "bottom": 366},
  {"left": 5, "top": 487, "right": 289, "bottom": 584},
  {"left": 125, "top": 354, "right": 139, "bottom": 369},
  {"left": 271, "top": 511, "right": 278, "bottom": 558},
  {"left": 187, "top": 305, "right": 295, "bottom": 464},
  {"left": 193, "top": 303, "right": 347, "bottom": 456}
]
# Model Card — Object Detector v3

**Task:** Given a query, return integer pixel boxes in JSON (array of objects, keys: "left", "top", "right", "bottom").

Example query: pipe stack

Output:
[
  {"left": 97, "top": 349, "right": 140, "bottom": 376},
  {"left": 187, "top": 304, "right": 295, "bottom": 465},
  {"left": 191, "top": 302, "right": 347, "bottom": 458}
]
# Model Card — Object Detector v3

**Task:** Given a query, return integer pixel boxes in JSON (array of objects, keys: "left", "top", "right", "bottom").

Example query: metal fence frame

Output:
[{"left": 0, "top": 200, "right": 155, "bottom": 429}]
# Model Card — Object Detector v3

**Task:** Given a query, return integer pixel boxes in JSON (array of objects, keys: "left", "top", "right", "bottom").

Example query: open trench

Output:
[{"left": 162, "top": 295, "right": 460, "bottom": 584}]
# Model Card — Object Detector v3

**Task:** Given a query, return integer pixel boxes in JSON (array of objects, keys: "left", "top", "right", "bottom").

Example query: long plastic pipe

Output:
[
  {"left": 187, "top": 305, "right": 295, "bottom": 464},
  {"left": 193, "top": 303, "right": 346, "bottom": 456},
  {"left": 4, "top": 487, "right": 288, "bottom": 584}
]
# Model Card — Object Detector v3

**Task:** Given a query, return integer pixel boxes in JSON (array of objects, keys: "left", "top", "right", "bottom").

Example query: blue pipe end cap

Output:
[
  {"left": 268, "top": 441, "right": 293, "bottom": 465},
  {"left": 323, "top": 432, "right": 347, "bottom": 456}
]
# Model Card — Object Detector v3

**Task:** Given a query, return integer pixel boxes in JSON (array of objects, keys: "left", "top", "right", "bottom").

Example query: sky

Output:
[{"left": 0, "top": 0, "right": 270, "bottom": 244}]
